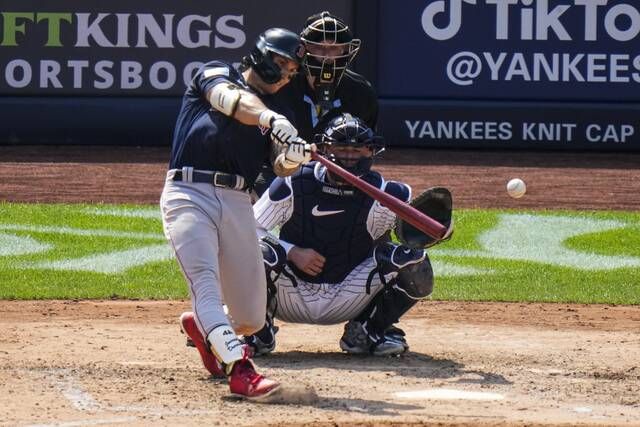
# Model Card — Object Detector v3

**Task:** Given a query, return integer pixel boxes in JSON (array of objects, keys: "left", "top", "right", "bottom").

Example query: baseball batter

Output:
[
  {"left": 247, "top": 114, "right": 437, "bottom": 356},
  {"left": 254, "top": 11, "right": 378, "bottom": 196},
  {"left": 160, "top": 28, "right": 313, "bottom": 400}
]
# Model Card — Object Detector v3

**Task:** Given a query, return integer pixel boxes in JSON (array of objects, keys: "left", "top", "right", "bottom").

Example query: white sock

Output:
[{"left": 207, "top": 324, "right": 244, "bottom": 365}]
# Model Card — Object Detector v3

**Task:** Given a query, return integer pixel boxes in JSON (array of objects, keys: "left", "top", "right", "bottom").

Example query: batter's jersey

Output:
[
  {"left": 254, "top": 162, "right": 411, "bottom": 284},
  {"left": 276, "top": 69, "right": 378, "bottom": 141},
  {"left": 169, "top": 61, "right": 290, "bottom": 188}
]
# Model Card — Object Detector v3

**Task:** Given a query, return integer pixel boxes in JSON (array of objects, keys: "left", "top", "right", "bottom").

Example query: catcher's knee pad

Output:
[
  {"left": 260, "top": 235, "right": 287, "bottom": 277},
  {"left": 395, "top": 253, "right": 433, "bottom": 299},
  {"left": 373, "top": 241, "right": 433, "bottom": 299}
]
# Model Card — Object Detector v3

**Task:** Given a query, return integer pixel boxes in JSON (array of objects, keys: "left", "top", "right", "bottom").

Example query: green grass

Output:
[
  {"left": 429, "top": 209, "right": 640, "bottom": 303},
  {"left": 1, "top": 202, "right": 639, "bottom": 304}
]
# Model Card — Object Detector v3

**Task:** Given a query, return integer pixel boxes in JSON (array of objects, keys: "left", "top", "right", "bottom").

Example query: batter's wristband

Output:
[{"left": 259, "top": 110, "right": 277, "bottom": 128}]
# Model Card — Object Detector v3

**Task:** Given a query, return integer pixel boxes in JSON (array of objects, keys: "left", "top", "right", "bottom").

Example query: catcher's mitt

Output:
[{"left": 395, "top": 187, "right": 453, "bottom": 248}]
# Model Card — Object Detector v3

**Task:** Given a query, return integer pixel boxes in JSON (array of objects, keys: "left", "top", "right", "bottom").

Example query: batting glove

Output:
[
  {"left": 259, "top": 110, "right": 298, "bottom": 145},
  {"left": 283, "top": 137, "right": 313, "bottom": 167}
]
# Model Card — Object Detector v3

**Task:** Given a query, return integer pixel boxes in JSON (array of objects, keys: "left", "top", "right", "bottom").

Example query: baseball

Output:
[{"left": 507, "top": 178, "right": 526, "bottom": 198}]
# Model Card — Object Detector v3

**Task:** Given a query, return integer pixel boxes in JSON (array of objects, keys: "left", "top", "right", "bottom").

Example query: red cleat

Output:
[
  {"left": 179, "top": 312, "right": 225, "bottom": 378},
  {"left": 228, "top": 354, "right": 280, "bottom": 401}
]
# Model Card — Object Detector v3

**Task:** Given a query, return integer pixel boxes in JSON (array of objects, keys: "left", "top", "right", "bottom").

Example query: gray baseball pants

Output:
[{"left": 160, "top": 175, "right": 266, "bottom": 338}]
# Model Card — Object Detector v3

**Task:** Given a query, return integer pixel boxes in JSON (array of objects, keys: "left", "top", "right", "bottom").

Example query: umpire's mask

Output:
[{"left": 300, "top": 12, "right": 360, "bottom": 114}]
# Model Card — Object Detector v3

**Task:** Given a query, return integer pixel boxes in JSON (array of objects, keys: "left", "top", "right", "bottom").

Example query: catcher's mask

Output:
[
  {"left": 300, "top": 12, "right": 361, "bottom": 111},
  {"left": 314, "top": 113, "right": 384, "bottom": 179},
  {"left": 244, "top": 28, "right": 304, "bottom": 84}
]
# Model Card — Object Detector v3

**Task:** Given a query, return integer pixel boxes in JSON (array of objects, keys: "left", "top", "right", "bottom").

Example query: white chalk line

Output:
[
  {"left": 80, "top": 207, "right": 161, "bottom": 219},
  {"left": 19, "top": 368, "right": 216, "bottom": 426},
  {"left": 26, "top": 416, "right": 138, "bottom": 427},
  {"left": 0, "top": 224, "right": 162, "bottom": 240},
  {"left": 44, "top": 368, "right": 101, "bottom": 412}
]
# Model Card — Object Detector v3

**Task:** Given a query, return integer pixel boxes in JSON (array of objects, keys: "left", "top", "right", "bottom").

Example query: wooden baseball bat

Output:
[{"left": 311, "top": 152, "right": 447, "bottom": 240}]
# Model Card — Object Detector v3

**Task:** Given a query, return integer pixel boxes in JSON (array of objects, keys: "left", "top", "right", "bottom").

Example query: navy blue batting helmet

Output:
[{"left": 246, "top": 28, "right": 304, "bottom": 84}]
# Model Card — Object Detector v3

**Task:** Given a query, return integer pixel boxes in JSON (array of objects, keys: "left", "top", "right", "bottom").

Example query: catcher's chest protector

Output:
[{"left": 280, "top": 167, "right": 382, "bottom": 284}]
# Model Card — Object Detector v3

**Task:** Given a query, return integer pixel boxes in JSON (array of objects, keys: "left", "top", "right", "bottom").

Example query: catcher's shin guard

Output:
[
  {"left": 244, "top": 312, "right": 278, "bottom": 356},
  {"left": 358, "top": 242, "right": 434, "bottom": 337},
  {"left": 260, "top": 234, "right": 291, "bottom": 286},
  {"left": 246, "top": 236, "right": 284, "bottom": 355}
]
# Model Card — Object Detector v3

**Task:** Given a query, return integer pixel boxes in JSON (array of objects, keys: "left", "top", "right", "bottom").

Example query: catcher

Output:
[{"left": 246, "top": 113, "right": 454, "bottom": 356}]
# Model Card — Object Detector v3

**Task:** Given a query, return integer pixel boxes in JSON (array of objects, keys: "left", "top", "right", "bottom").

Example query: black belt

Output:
[{"left": 171, "top": 168, "right": 247, "bottom": 191}]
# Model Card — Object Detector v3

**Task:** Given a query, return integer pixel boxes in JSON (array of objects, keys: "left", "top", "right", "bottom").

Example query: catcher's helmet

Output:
[
  {"left": 315, "top": 113, "right": 384, "bottom": 177},
  {"left": 300, "top": 12, "right": 361, "bottom": 108},
  {"left": 245, "top": 28, "right": 304, "bottom": 84}
]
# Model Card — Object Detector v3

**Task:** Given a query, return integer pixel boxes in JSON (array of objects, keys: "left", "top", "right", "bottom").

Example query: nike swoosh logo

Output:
[{"left": 311, "top": 205, "right": 345, "bottom": 217}]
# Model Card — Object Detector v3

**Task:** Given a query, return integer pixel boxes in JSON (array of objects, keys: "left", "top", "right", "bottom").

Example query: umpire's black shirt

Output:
[
  {"left": 279, "top": 70, "right": 378, "bottom": 141},
  {"left": 254, "top": 70, "right": 378, "bottom": 196}
]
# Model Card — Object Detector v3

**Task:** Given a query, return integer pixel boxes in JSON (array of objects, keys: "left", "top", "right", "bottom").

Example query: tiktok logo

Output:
[{"left": 421, "top": 0, "right": 477, "bottom": 40}]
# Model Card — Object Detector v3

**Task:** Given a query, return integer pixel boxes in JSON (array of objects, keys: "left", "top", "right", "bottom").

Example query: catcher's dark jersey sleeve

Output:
[{"left": 384, "top": 181, "right": 411, "bottom": 203}]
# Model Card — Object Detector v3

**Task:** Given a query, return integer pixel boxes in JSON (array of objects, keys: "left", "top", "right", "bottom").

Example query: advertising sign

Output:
[
  {"left": 0, "top": 0, "right": 351, "bottom": 95},
  {"left": 376, "top": 0, "right": 639, "bottom": 149},
  {"left": 378, "top": 0, "right": 640, "bottom": 101},
  {"left": 379, "top": 100, "right": 640, "bottom": 149}
]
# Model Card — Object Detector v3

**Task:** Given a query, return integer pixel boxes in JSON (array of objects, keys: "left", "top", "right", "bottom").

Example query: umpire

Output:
[
  {"left": 160, "top": 28, "right": 313, "bottom": 401},
  {"left": 253, "top": 11, "right": 378, "bottom": 196}
]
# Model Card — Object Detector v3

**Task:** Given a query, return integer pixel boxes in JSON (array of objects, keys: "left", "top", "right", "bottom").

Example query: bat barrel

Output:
[{"left": 310, "top": 152, "right": 447, "bottom": 240}]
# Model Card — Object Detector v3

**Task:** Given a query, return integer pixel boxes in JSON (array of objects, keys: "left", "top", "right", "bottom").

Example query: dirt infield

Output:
[
  {"left": 1, "top": 146, "right": 639, "bottom": 426},
  {"left": 1, "top": 145, "right": 640, "bottom": 209},
  {"left": 1, "top": 300, "right": 639, "bottom": 426}
]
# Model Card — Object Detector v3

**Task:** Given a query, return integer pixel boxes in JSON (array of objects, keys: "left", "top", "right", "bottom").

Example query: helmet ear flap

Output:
[
  {"left": 247, "top": 28, "right": 303, "bottom": 84},
  {"left": 370, "top": 136, "right": 386, "bottom": 156},
  {"left": 247, "top": 48, "right": 280, "bottom": 84}
]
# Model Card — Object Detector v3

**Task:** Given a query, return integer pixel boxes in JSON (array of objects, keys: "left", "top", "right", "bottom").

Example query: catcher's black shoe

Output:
[
  {"left": 385, "top": 325, "right": 409, "bottom": 351},
  {"left": 244, "top": 317, "right": 279, "bottom": 356},
  {"left": 339, "top": 320, "right": 407, "bottom": 356}
]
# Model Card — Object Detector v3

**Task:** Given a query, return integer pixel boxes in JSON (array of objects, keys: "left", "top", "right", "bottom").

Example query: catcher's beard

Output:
[
  {"left": 326, "top": 169, "right": 355, "bottom": 187},
  {"left": 322, "top": 154, "right": 373, "bottom": 183}
]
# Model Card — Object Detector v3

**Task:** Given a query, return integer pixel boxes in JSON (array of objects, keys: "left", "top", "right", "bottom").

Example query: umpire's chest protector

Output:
[{"left": 280, "top": 166, "right": 382, "bottom": 284}]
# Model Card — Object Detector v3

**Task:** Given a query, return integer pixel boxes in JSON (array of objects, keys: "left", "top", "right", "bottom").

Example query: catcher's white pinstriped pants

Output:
[
  {"left": 274, "top": 258, "right": 397, "bottom": 325},
  {"left": 160, "top": 175, "right": 267, "bottom": 338}
]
